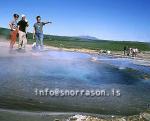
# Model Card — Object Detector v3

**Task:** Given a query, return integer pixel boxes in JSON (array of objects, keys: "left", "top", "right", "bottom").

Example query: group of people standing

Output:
[
  {"left": 123, "top": 46, "right": 139, "bottom": 57},
  {"left": 9, "top": 13, "right": 52, "bottom": 52}
]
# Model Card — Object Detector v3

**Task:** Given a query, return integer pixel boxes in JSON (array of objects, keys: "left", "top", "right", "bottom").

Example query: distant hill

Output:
[
  {"left": 0, "top": 27, "right": 150, "bottom": 51},
  {"left": 0, "top": 27, "right": 10, "bottom": 39},
  {"left": 76, "top": 36, "right": 99, "bottom": 40}
]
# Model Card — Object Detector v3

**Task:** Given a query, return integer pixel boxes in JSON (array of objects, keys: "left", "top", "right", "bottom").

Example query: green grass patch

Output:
[{"left": 1, "top": 27, "right": 150, "bottom": 51}]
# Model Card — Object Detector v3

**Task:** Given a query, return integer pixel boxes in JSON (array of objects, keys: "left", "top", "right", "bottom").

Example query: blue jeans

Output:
[{"left": 35, "top": 33, "right": 44, "bottom": 49}]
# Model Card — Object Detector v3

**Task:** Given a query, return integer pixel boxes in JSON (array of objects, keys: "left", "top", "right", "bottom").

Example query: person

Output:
[
  {"left": 127, "top": 47, "right": 130, "bottom": 56},
  {"left": 33, "top": 16, "right": 52, "bottom": 50},
  {"left": 123, "top": 46, "right": 127, "bottom": 55},
  {"left": 17, "top": 14, "right": 29, "bottom": 51},
  {"left": 9, "top": 14, "right": 19, "bottom": 51}
]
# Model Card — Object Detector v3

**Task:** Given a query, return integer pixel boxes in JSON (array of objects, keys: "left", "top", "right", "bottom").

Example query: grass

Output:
[{"left": 1, "top": 27, "right": 150, "bottom": 51}]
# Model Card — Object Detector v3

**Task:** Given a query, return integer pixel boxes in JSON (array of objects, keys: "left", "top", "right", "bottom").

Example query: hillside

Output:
[{"left": 0, "top": 27, "right": 150, "bottom": 51}]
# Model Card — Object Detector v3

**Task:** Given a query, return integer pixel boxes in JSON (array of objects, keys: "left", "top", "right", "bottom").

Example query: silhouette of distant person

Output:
[{"left": 123, "top": 46, "right": 127, "bottom": 55}]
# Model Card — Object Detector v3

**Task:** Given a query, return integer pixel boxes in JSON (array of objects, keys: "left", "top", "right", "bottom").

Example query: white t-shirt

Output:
[{"left": 10, "top": 20, "right": 18, "bottom": 30}]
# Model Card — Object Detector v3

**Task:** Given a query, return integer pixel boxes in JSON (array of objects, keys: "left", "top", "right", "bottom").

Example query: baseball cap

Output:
[{"left": 14, "top": 14, "right": 19, "bottom": 18}]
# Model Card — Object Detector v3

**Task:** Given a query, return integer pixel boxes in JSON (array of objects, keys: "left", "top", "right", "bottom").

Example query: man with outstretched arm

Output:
[{"left": 33, "top": 16, "right": 52, "bottom": 50}]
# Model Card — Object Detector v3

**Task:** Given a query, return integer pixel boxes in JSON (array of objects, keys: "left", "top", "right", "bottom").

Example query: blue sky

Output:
[{"left": 0, "top": 0, "right": 150, "bottom": 42}]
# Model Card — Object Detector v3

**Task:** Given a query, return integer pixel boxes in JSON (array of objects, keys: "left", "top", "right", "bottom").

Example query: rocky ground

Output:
[
  {"left": 0, "top": 109, "right": 150, "bottom": 121},
  {"left": 66, "top": 113, "right": 150, "bottom": 121}
]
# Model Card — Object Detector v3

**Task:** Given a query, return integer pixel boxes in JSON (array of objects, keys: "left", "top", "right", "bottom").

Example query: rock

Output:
[
  {"left": 69, "top": 115, "right": 86, "bottom": 121},
  {"left": 69, "top": 117, "right": 78, "bottom": 121},
  {"left": 107, "top": 50, "right": 111, "bottom": 54},
  {"left": 67, "top": 113, "right": 150, "bottom": 121},
  {"left": 140, "top": 113, "right": 150, "bottom": 121},
  {"left": 54, "top": 119, "right": 60, "bottom": 121},
  {"left": 91, "top": 57, "right": 97, "bottom": 61},
  {"left": 127, "top": 115, "right": 139, "bottom": 121}
]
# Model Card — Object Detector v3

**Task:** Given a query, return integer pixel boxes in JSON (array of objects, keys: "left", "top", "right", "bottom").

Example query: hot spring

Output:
[{"left": 0, "top": 50, "right": 150, "bottom": 115}]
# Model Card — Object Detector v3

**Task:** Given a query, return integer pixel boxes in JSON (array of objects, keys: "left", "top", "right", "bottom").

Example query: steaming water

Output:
[{"left": 0, "top": 50, "right": 150, "bottom": 115}]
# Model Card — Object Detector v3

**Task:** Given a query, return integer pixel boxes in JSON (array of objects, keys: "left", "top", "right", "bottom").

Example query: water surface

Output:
[{"left": 0, "top": 50, "right": 150, "bottom": 115}]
